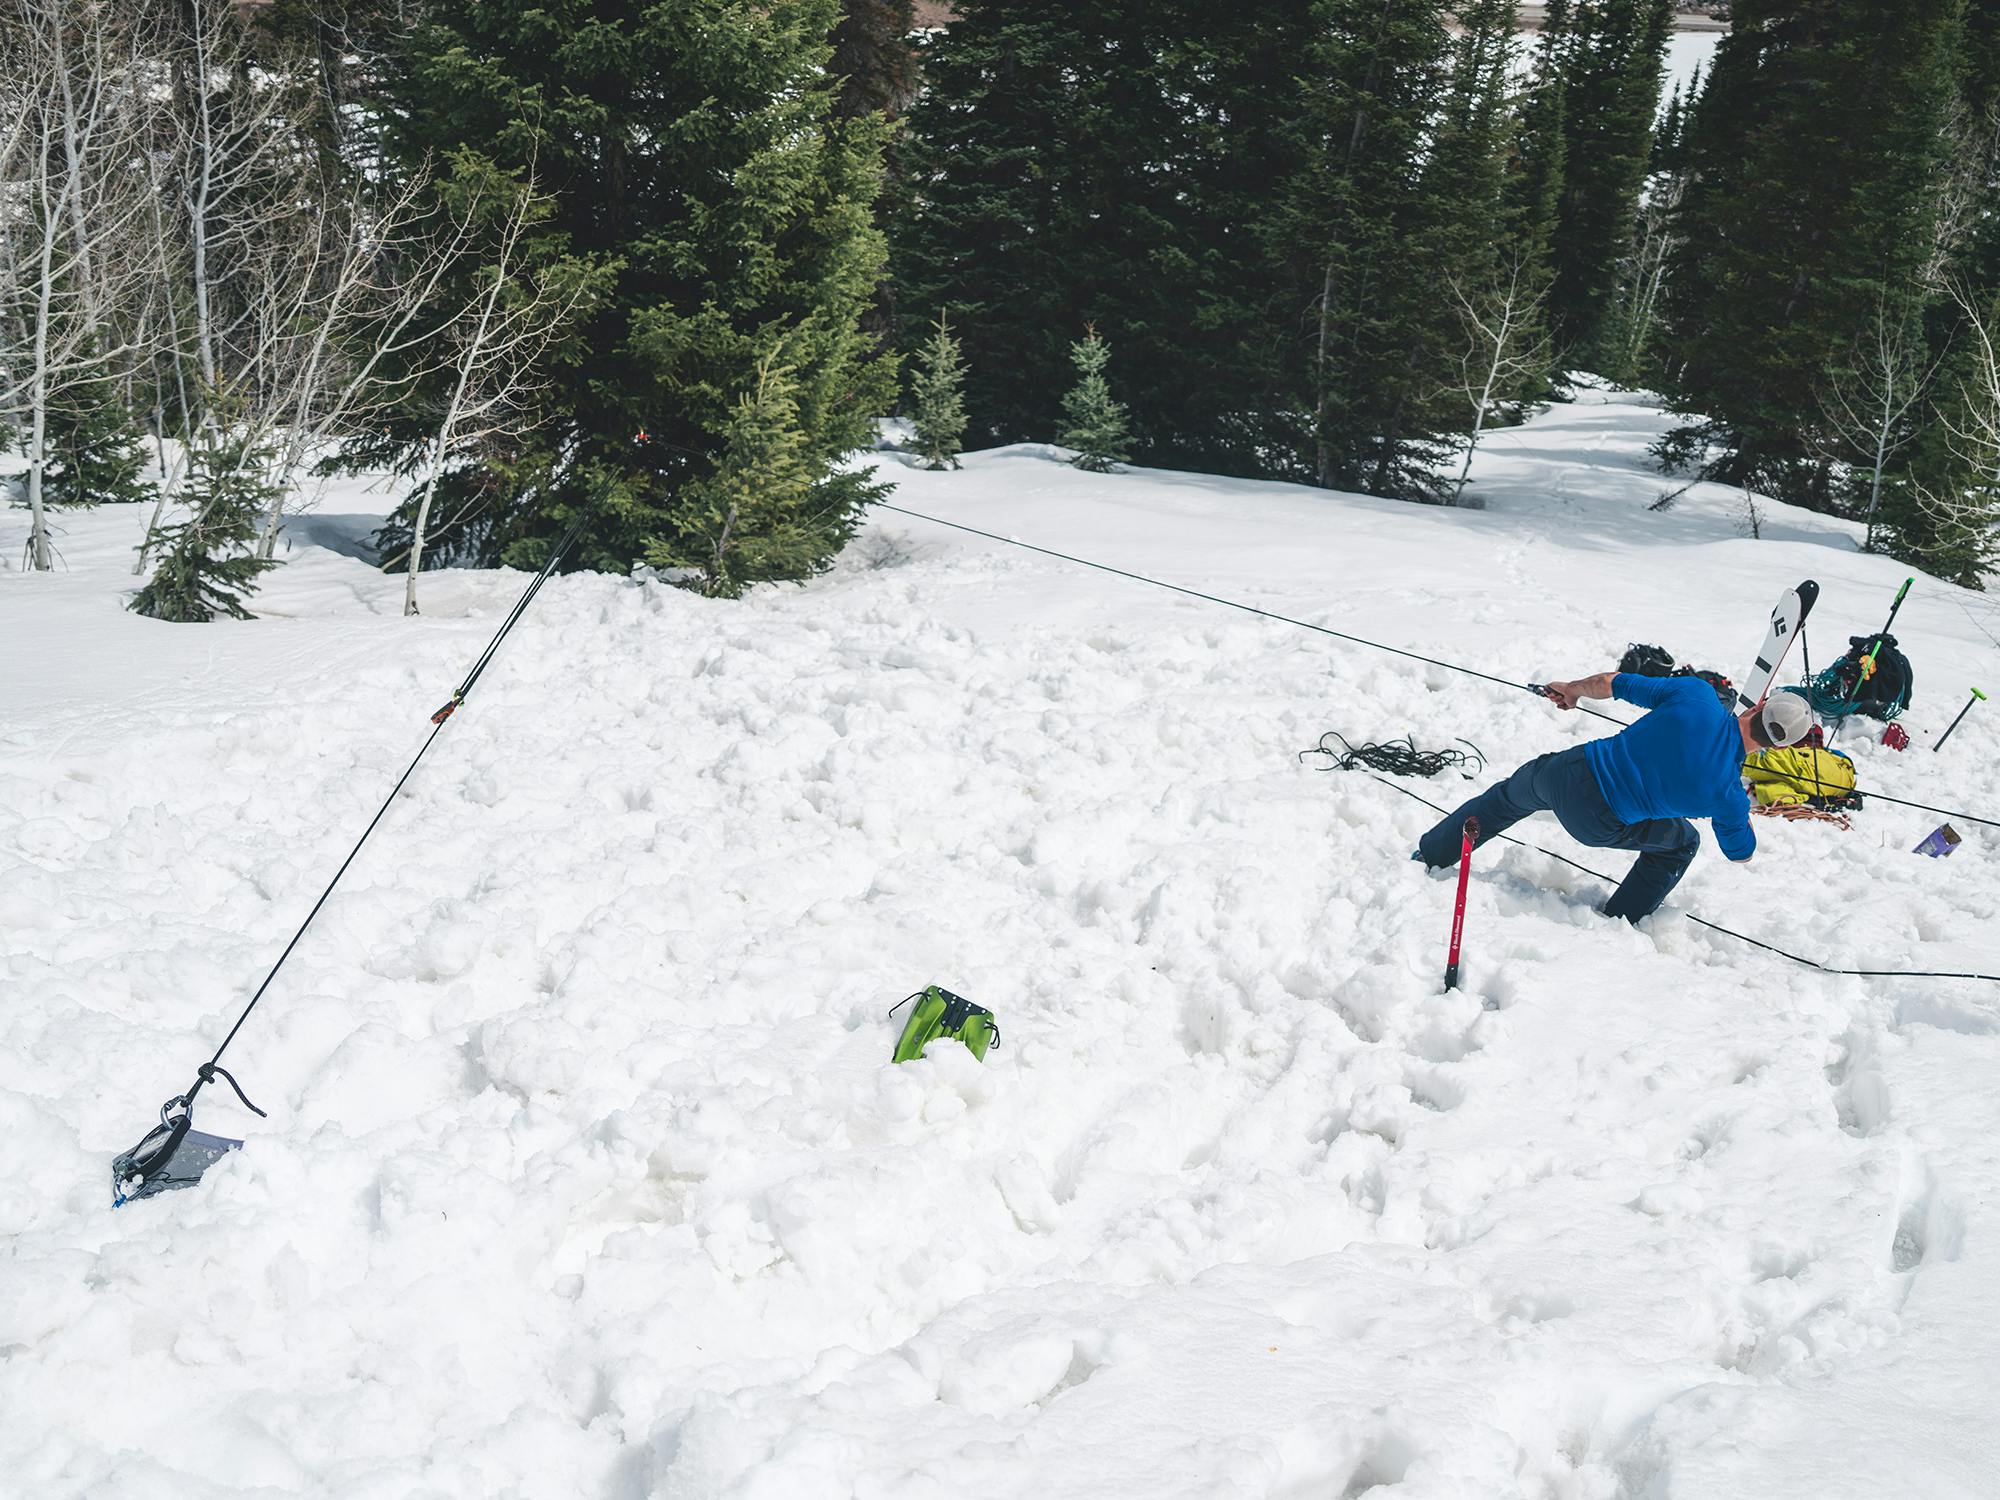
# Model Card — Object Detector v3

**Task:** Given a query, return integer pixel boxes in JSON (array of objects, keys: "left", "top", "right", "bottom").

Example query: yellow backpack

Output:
[{"left": 1743, "top": 746, "right": 1860, "bottom": 809}]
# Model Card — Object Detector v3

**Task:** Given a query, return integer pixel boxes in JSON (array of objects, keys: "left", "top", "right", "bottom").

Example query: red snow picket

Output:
[{"left": 1444, "top": 818, "right": 1479, "bottom": 991}]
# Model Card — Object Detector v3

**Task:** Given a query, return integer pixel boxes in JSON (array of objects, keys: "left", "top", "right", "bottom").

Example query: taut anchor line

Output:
[
  {"left": 879, "top": 503, "right": 2000, "bottom": 982},
  {"left": 877, "top": 505, "right": 2000, "bottom": 833},
  {"left": 873, "top": 503, "right": 1633, "bottom": 724},
  {"left": 112, "top": 511, "right": 593, "bottom": 1206}
]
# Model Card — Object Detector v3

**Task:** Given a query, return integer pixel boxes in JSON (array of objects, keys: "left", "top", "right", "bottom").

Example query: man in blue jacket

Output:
[{"left": 1415, "top": 672, "right": 1814, "bottom": 922}]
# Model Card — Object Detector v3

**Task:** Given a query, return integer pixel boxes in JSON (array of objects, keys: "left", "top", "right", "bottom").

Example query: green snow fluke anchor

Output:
[{"left": 890, "top": 986, "right": 1000, "bottom": 1063}]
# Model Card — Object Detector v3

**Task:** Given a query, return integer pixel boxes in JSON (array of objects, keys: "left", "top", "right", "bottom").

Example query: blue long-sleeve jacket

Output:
[{"left": 1583, "top": 674, "right": 1756, "bottom": 860}]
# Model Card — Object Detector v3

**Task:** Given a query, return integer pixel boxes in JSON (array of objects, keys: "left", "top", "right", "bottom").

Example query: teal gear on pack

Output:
[{"left": 1799, "top": 632, "right": 1913, "bottom": 722}]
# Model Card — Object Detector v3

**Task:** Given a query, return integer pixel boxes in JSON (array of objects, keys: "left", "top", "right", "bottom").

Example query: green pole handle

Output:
[
  {"left": 1861, "top": 577, "right": 1914, "bottom": 682},
  {"left": 1934, "top": 687, "right": 1985, "bottom": 752}
]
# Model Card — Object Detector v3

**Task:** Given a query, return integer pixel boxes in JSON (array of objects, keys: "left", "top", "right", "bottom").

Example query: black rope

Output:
[
  {"left": 875, "top": 503, "right": 1627, "bottom": 724},
  {"left": 183, "top": 509, "right": 595, "bottom": 1112},
  {"left": 1301, "top": 732, "right": 1486, "bottom": 778},
  {"left": 197, "top": 1063, "right": 266, "bottom": 1117},
  {"left": 1369, "top": 775, "right": 1998, "bottom": 984},
  {"left": 878, "top": 503, "right": 2000, "bottom": 835},
  {"left": 1841, "top": 786, "right": 1998, "bottom": 830}
]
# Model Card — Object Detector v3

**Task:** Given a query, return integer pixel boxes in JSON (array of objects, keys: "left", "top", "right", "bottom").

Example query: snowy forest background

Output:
[{"left": 6, "top": 0, "right": 2000, "bottom": 610}]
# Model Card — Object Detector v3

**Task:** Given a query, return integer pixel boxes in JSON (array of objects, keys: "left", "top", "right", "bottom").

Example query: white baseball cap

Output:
[{"left": 1759, "top": 692, "right": 1814, "bottom": 747}]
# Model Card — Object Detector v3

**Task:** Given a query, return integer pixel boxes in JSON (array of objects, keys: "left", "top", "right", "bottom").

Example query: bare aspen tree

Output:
[
  {"left": 0, "top": 0, "right": 158, "bottom": 570},
  {"left": 48, "top": 4, "right": 122, "bottom": 335},
  {"left": 1817, "top": 297, "right": 1937, "bottom": 549},
  {"left": 1445, "top": 258, "right": 1550, "bottom": 507},
  {"left": 1604, "top": 169, "right": 1685, "bottom": 386},
  {"left": 119, "top": 0, "right": 561, "bottom": 598},
  {"left": 396, "top": 176, "right": 578, "bottom": 614},
  {"left": 1908, "top": 282, "right": 2000, "bottom": 570},
  {"left": 243, "top": 165, "right": 486, "bottom": 557},
  {"left": 0, "top": 64, "right": 36, "bottom": 373},
  {"left": 169, "top": 0, "right": 300, "bottom": 399},
  {"left": 138, "top": 3, "right": 439, "bottom": 562},
  {"left": 1923, "top": 100, "right": 2000, "bottom": 295},
  {"left": 1739, "top": 483, "right": 1765, "bottom": 541},
  {"left": 132, "top": 184, "right": 196, "bottom": 574}
]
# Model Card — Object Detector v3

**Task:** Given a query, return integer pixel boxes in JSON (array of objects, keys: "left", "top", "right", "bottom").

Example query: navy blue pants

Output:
[{"left": 1417, "top": 745, "right": 1700, "bottom": 922}]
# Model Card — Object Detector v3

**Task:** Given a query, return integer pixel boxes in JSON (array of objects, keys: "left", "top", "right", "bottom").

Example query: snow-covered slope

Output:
[{"left": 4, "top": 390, "right": 1997, "bottom": 1499}]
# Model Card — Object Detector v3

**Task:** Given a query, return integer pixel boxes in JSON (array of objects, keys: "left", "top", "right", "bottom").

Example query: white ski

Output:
[{"left": 1735, "top": 579, "right": 1819, "bottom": 711}]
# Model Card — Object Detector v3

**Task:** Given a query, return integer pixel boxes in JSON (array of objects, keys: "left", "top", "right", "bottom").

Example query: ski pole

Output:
[
  {"left": 1444, "top": 817, "right": 1479, "bottom": 992},
  {"left": 1859, "top": 576, "right": 1913, "bottom": 684},
  {"left": 1934, "top": 688, "right": 1986, "bottom": 753}
]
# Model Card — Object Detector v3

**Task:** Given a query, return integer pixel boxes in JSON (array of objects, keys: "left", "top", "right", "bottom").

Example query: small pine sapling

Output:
[
  {"left": 910, "top": 309, "right": 967, "bottom": 470},
  {"left": 1058, "top": 326, "right": 1131, "bottom": 473},
  {"left": 130, "top": 425, "right": 282, "bottom": 621},
  {"left": 649, "top": 348, "right": 877, "bottom": 599},
  {"left": 43, "top": 388, "right": 156, "bottom": 508}
]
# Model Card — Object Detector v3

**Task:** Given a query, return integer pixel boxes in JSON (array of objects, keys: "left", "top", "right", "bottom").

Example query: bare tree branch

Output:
[
  {"left": 1444, "top": 256, "right": 1550, "bottom": 507},
  {"left": 1815, "top": 294, "right": 1939, "bottom": 548},
  {"left": 0, "top": 0, "right": 164, "bottom": 570}
]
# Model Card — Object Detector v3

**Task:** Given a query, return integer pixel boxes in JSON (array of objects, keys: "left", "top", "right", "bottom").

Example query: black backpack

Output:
[
  {"left": 1831, "top": 633, "right": 1914, "bottom": 720},
  {"left": 1617, "top": 643, "right": 1733, "bottom": 709},
  {"left": 1619, "top": 642, "right": 1676, "bottom": 677},
  {"left": 1674, "top": 666, "right": 1736, "bottom": 710}
]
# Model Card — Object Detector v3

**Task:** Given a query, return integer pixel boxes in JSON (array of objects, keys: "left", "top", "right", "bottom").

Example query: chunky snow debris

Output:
[{"left": 4, "top": 389, "right": 1997, "bottom": 1497}]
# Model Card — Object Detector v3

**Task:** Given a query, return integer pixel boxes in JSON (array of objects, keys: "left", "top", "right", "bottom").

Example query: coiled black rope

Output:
[{"left": 1300, "top": 732, "right": 1486, "bottom": 779}]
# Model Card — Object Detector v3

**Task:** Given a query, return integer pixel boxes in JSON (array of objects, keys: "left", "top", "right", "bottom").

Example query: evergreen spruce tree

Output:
[
  {"left": 830, "top": 0, "right": 918, "bottom": 121},
  {"left": 894, "top": 1, "right": 1317, "bottom": 474},
  {"left": 648, "top": 350, "right": 835, "bottom": 598},
  {"left": 909, "top": 310, "right": 967, "bottom": 470},
  {"left": 40, "top": 386, "right": 154, "bottom": 508},
  {"left": 1288, "top": 0, "right": 1449, "bottom": 494},
  {"left": 1506, "top": 57, "right": 1569, "bottom": 408},
  {"left": 1869, "top": 0, "right": 2000, "bottom": 580},
  {"left": 1410, "top": 0, "right": 1526, "bottom": 414},
  {"left": 1058, "top": 328, "right": 1132, "bottom": 472},
  {"left": 1659, "top": 0, "right": 1964, "bottom": 508},
  {"left": 130, "top": 426, "right": 281, "bottom": 622},
  {"left": 1652, "top": 77, "right": 1687, "bottom": 174},
  {"left": 1878, "top": 302, "right": 2000, "bottom": 586},
  {"left": 830, "top": 0, "right": 918, "bottom": 343},
  {"left": 1525, "top": 0, "right": 1675, "bottom": 363},
  {"left": 1281, "top": 0, "right": 1527, "bottom": 499},
  {"left": 370, "top": 0, "right": 896, "bottom": 583},
  {"left": 1597, "top": 62, "right": 1703, "bottom": 391},
  {"left": 1511, "top": 75, "right": 1567, "bottom": 277},
  {"left": 892, "top": 4, "right": 1065, "bottom": 450}
]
